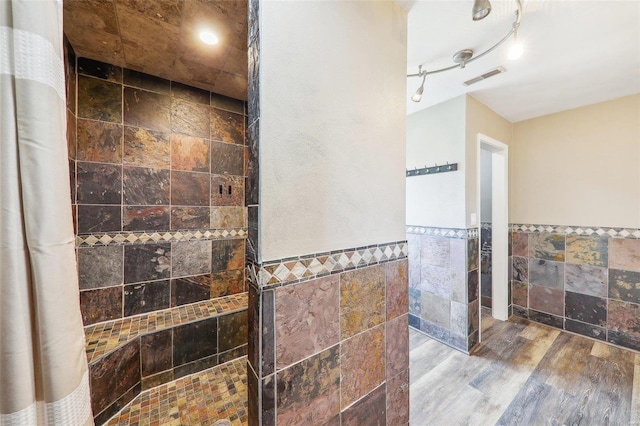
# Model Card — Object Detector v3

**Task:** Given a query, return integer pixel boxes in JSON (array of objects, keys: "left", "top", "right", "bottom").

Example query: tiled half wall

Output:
[
  {"left": 481, "top": 222, "right": 493, "bottom": 309},
  {"left": 510, "top": 223, "right": 640, "bottom": 353},
  {"left": 246, "top": 243, "right": 409, "bottom": 425},
  {"left": 407, "top": 226, "right": 480, "bottom": 353}
]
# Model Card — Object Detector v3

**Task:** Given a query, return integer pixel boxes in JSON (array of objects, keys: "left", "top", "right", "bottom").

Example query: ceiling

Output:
[
  {"left": 63, "top": 0, "right": 248, "bottom": 101},
  {"left": 405, "top": 0, "right": 640, "bottom": 122}
]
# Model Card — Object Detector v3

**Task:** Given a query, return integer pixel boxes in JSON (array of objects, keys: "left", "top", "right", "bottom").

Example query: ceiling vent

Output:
[{"left": 463, "top": 66, "right": 506, "bottom": 86}]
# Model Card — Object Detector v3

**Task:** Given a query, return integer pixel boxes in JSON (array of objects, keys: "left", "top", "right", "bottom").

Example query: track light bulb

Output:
[
  {"left": 508, "top": 42, "right": 523, "bottom": 60},
  {"left": 472, "top": 0, "right": 492, "bottom": 21},
  {"left": 411, "top": 75, "right": 426, "bottom": 102}
]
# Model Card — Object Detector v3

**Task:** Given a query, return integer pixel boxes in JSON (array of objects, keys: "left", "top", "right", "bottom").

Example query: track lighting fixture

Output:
[{"left": 408, "top": 0, "right": 523, "bottom": 102}]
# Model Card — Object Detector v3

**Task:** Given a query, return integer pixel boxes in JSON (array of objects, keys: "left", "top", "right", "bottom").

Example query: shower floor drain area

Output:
[{"left": 105, "top": 357, "right": 248, "bottom": 426}]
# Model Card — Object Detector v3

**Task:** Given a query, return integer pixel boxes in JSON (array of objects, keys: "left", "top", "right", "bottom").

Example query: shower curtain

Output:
[{"left": 0, "top": 1, "right": 93, "bottom": 424}]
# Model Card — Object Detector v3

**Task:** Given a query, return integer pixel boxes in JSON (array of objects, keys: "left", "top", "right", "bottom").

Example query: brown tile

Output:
[
  {"left": 123, "top": 68, "right": 170, "bottom": 94},
  {"left": 340, "top": 265, "right": 386, "bottom": 339},
  {"left": 124, "top": 280, "right": 170, "bottom": 316},
  {"left": 610, "top": 239, "right": 640, "bottom": 272},
  {"left": 566, "top": 235, "right": 608, "bottom": 267},
  {"left": 211, "top": 174, "right": 244, "bottom": 206},
  {"left": 211, "top": 108, "right": 244, "bottom": 144},
  {"left": 386, "top": 369, "right": 409, "bottom": 426},
  {"left": 211, "top": 239, "right": 244, "bottom": 272},
  {"left": 76, "top": 162, "right": 122, "bottom": 204},
  {"left": 275, "top": 276, "right": 340, "bottom": 369},
  {"left": 173, "top": 317, "right": 218, "bottom": 366},
  {"left": 89, "top": 339, "right": 140, "bottom": 415},
  {"left": 387, "top": 259, "right": 409, "bottom": 321},
  {"left": 171, "top": 276, "right": 211, "bottom": 307},
  {"left": 211, "top": 206, "right": 246, "bottom": 229},
  {"left": 170, "top": 134, "right": 210, "bottom": 172},
  {"left": 340, "top": 324, "right": 385, "bottom": 408},
  {"left": 511, "top": 280, "right": 528, "bottom": 307},
  {"left": 80, "top": 286, "right": 123, "bottom": 325},
  {"left": 122, "top": 206, "right": 170, "bottom": 231},
  {"left": 211, "top": 269, "right": 245, "bottom": 298},
  {"left": 211, "top": 93, "right": 244, "bottom": 114},
  {"left": 116, "top": 0, "right": 184, "bottom": 26},
  {"left": 124, "top": 243, "right": 171, "bottom": 284},
  {"left": 171, "top": 240, "right": 212, "bottom": 278},
  {"left": 77, "top": 75, "right": 122, "bottom": 123},
  {"left": 171, "top": 81, "right": 210, "bottom": 105},
  {"left": 528, "top": 284, "right": 564, "bottom": 316},
  {"left": 609, "top": 269, "right": 640, "bottom": 304},
  {"left": 124, "top": 87, "right": 170, "bottom": 132},
  {"left": 78, "top": 57, "right": 122, "bottom": 82},
  {"left": 276, "top": 345, "right": 340, "bottom": 426},
  {"left": 173, "top": 354, "right": 218, "bottom": 380},
  {"left": 77, "top": 205, "right": 121, "bottom": 233},
  {"left": 123, "top": 126, "right": 170, "bottom": 168},
  {"left": 210, "top": 140, "right": 244, "bottom": 176},
  {"left": 66, "top": 110, "right": 77, "bottom": 159},
  {"left": 170, "top": 206, "right": 210, "bottom": 230},
  {"left": 214, "top": 72, "right": 247, "bottom": 103},
  {"left": 218, "top": 310, "right": 248, "bottom": 352},
  {"left": 171, "top": 98, "right": 210, "bottom": 138},
  {"left": 140, "top": 329, "right": 172, "bottom": 377},
  {"left": 608, "top": 299, "right": 640, "bottom": 339},
  {"left": 341, "top": 384, "right": 386, "bottom": 426},
  {"left": 511, "top": 232, "right": 529, "bottom": 257},
  {"left": 171, "top": 171, "right": 209, "bottom": 206},
  {"left": 123, "top": 166, "right": 170, "bottom": 205},
  {"left": 140, "top": 370, "right": 173, "bottom": 391},
  {"left": 76, "top": 119, "right": 123, "bottom": 163},
  {"left": 78, "top": 245, "right": 123, "bottom": 290},
  {"left": 386, "top": 314, "right": 409, "bottom": 380},
  {"left": 529, "top": 233, "right": 565, "bottom": 262}
]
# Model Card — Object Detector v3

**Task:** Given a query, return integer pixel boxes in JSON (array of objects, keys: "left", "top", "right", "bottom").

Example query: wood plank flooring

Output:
[{"left": 410, "top": 309, "right": 640, "bottom": 426}]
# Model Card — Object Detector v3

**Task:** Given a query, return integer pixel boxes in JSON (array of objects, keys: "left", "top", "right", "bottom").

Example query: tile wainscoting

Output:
[
  {"left": 509, "top": 223, "right": 640, "bottom": 353},
  {"left": 246, "top": 242, "right": 409, "bottom": 425},
  {"left": 407, "top": 226, "right": 480, "bottom": 354},
  {"left": 481, "top": 222, "right": 492, "bottom": 309}
]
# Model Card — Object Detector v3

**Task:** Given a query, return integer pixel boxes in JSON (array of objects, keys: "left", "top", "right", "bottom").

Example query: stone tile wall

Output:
[
  {"left": 480, "top": 222, "right": 492, "bottom": 308},
  {"left": 407, "top": 227, "right": 480, "bottom": 353},
  {"left": 510, "top": 224, "right": 640, "bottom": 352}
]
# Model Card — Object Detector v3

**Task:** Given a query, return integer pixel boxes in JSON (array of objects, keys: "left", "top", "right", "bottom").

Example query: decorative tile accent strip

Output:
[
  {"left": 84, "top": 293, "right": 247, "bottom": 363},
  {"left": 246, "top": 241, "right": 408, "bottom": 288},
  {"left": 76, "top": 228, "right": 247, "bottom": 247},
  {"left": 105, "top": 357, "right": 248, "bottom": 426},
  {"left": 406, "top": 225, "right": 478, "bottom": 239},
  {"left": 511, "top": 223, "right": 640, "bottom": 239}
]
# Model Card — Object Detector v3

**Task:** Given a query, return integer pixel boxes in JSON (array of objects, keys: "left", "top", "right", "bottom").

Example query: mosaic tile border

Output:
[
  {"left": 510, "top": 223, "right": 640, "bottom": 239},
  {"left": 246, "top": 240, "right": 408, "bottom": 289},
  {"left": 480, "top": 222, "right": 492, "bottom": 230},
  {"left": 406, "top": 225, "right": 478, "bottom": 239},
  {"left": 76, "top": 228, "right": 247, "bottom": 247}
]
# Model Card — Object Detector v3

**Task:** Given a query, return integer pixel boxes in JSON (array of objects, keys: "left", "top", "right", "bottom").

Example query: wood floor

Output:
[{"left": 410, "top": 309, "right": 640, "bottom": 426}]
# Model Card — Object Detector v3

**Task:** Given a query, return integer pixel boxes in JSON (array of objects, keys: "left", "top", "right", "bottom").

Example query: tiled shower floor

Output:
[{"left": 105, "top": 357, "right": 248, "bottom": 426}]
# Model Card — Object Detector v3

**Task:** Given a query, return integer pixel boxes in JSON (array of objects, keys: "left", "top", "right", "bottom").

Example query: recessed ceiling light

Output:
[{"left": 199, "top": 31, "right": 219, "bottom": 45}]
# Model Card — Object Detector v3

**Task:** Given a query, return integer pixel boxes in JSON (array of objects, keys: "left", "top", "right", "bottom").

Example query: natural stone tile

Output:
[
  {"left": 386, "top": 369, "right": 409, "bottom": 426},
  {"left": 210, "top": 140, "right": 245, "bottom": 176},
  {"left": 171, "top": 98, "right": 210, "bottom": 138},
  {"left": 123, "top": 126, "right": 170, "bottom": 169},
  {"left": 210, "top": 269, "right": 245, "bottom": 298},
  {"left": 420, "top": 236, "right": 450, "bottom": 268},
  {"left": 211, "top": 93, "right": 244, "bottom": 114},
  {"left": 218, "top": 310, "right": 248, "bottom": 352},
  {"left": 450, "top": 238, "right": 467, "bottom": 303},
  {"left": 386, "top": 259, "right": 409, "bottom": 320},
  {"left": 450, "top": 300, "right": 468, "bottom": 337},
  {"left": 529, "top": 259, "right": 564, "bottom": 289},
  {"left": 467, "top": 238, "right": 479, "bottom": 271},
  {"left": 565, "top": 291, "right": 607, "bottom": 326},
  {"left": 607, "top": 330, "right": 640, "bottom": 352},
  {"left": 421, "top": 291, "right": 450, "bottom": 329},
  {"left": 468, "top": 299, "right": 479, "bottom": 335},
  {"left": 77, "top": 162, "right": 122, "bottom": 204},
  {"left": 124, "top": 243, "right": 171, "bottom": 284},
  {"left": 171, "top": 82, "right": 210, "bottom": 105},
  {"left": 80, "top": 286, "right": 123, "bottom": 325},
  {"left": 468, "top": 269, "right": 479, "bottom": 303},
  {"left": 171, "top": 171, "right": 210, "bottom": 206},
  {"left": 528, "top": 309, "right": 563, "bottom": 329},
  {"left": 78, "top": 57, "right": 122, "bottom": 82},
  {"left": 340, "top": 325, "right": 385, "bottom": 408},
  {"left": 420, "top": 264, "right": 450, "bottom": 299},
  {"left": 171, "top": 240, "right": 212, "bottom": 278},
  {"left": 512, "top": 232, "right": 529, "bottom": 257},
  {"left": 418, "top": 318, "right": 450, "bottom": 344},
  {"left": 275, "top": 275, "right": 340, "bottom": 369},
  {"left": 123, "top": 206, "right": 170, "bottom": 231},
  {"left": 409, "top": 287, "right": 421, "bottom": 317},
  {"left": 529, "top": 233, "right": 565, "bottom": 261},
  {"left": 140, "top": 329, "right": 172, "bottom": 377},
  {"left": 122, "top": 166, "right": 170, "bottom": 205},
  {"left": 610, "top": 239, "right": 640, "bottom": 272},
  {"left": 211, "top": 206, "right": 245, "bottom": 229},
  {"left": 78, "top": 76, "right": 122, "bottom": 123},
  {"left": 340, "top": 265, "right": 385, "bottom": 339},
  {"left": 609, "top": 269, "right": 640, "bottom": 304},
  {"left": 511, "top": 280, "right": 528, "bottom": 307},
  {"left": 276, "top": 345, "right": 340, "bottom": 426},
  {"left": 77, "top": 205, "right": 121, "bottom": 233},
  {"left": 211, "top": 108, "right": 244, "bottom": 144},
  {"left": 608, "top": 299, "right": 640, "bottom": 339},
  {"left": 124, "top": 87, "right": 170, "bottom": 132},
  {"left": 342, "top": 385, "right": 386, "bottom": 426},
  {"left": 565, "top": 263, "right": 608, "bottom": 297},
  {"left": 511, "top": 256, "right": 528, "bottom": 282},
  {"left": 171, "top": 206, "right": 210, "bottom": 230},
  {"left": 565, "top": 319, "right": 606, "bottom": 341},
  {"left": 173, "top": 317, "right": 218, "bottom": 366},
  {"left": 386, "top": 314, "right": 409, "bottom": 380},
  {"left": 173, "top": 355, "right": 219, "bottom": 380},
  {"left": 76, "top": 119, "right": 123, "bottom": 164},
  {"left": 124, "top": 280, "right": 170, "bottom": 316},
  {"left": 566, "top": 235, "right": 608, "bottom": 267},
  {"left": 171, "top": 276, "right": 211, "bottom": 307},
  {"left": 78, "top": 245, "right": 123, "bottom": 290},
  {"left": 170, "top": 134, "right": 210, "bottom": 172},
  {"left": 211, "top": 239, "right": 244, "bottom": 273},
  {"left": 528, "top": 284, "right": 564, "bottom": 316},
  {"left": 211, "top": 174, "right": 244, "bottom": 206},
  {"left": 123, "top": 69, "right": 170, "bottom": 94},
  {"left": 262, "top": 290, "right": 275, "bottom": 377}
]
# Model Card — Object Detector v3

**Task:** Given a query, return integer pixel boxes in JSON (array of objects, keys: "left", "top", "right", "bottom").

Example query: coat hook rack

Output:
[{"left": 406, "top": 162, "right": 458, "bottom": 177}]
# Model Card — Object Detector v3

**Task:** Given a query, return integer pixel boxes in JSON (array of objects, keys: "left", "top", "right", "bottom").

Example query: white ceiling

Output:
[{"left": 405, "top": 0, "right": 640, "bottom": 122}]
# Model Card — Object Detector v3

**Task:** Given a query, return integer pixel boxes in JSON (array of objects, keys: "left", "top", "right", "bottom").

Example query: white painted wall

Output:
[
  {"left": 406, "top": 95, "right": 466, "bottom": 228},
  {"left": 511, "top": 94, "right": 640, "bottom": 228},
  {"left": 480, "top": 148, "right": 492, "bottom": 222},
  {"left": 259, "top": 1, "right": 408, "bottom": 261}
]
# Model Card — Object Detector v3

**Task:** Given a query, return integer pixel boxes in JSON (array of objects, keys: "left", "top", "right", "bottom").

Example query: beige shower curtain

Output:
[{"left": 0, "top": 1, "right": 93, "bottom": 424}]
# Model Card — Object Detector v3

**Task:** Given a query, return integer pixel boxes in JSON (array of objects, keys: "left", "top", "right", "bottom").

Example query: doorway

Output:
[{"left": 477, "top": 134, "right": 509, "bottom": 342}]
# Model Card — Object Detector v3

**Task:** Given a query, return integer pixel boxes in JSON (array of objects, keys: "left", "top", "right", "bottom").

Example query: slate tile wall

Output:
[
  {"left": 407, "top": 229, "right": 480, "bottom": 353},
  {"left": 509, "top": 227, "right": 640, "bottom": 352},
  {"left": 480, "top": 223, "right": 492, "bottom": 308}
]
